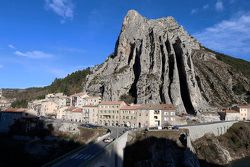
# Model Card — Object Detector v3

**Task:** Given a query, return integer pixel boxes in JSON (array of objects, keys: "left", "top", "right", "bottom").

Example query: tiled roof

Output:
[
  {"left": 224, "top": 109, "right": 239, "bottom": 113},
  {"left": 120, "top": 104, "right": 142, "bottom": 110},
  {"left": 82, "top": 105, "right": 98, "bottom": 108},
  {"left": 66, "top": 107, "right": 82, "bottom": 113},
  {"left": 120, "top": 104, "right": 176, "bottom": 110},
  {"left": 100, "top": 101, "right": 125, "bottom": 105},
  {"left": 4, "top": 108, "right": 27, "bottom": 112},
  {"left": 72, "top": 108, "right": 82, "bottom": 113},
  {"left": 239, "top": 105, "right": 250, "bottom": 108}
]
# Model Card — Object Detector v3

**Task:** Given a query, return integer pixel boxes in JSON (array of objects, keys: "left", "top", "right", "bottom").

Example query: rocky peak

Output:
[{"left": 84, "top": 10, "right": 250, "bottom": 114}]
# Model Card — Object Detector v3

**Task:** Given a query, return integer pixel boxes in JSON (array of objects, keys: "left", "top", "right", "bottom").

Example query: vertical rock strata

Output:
[{"left": 84, "top": 10, "right": 250, "bottom": 114}]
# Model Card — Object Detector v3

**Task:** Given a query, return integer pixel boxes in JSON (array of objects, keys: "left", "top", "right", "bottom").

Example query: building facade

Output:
[
  {"left": 98, "top": 101, "right": 127, "bottom": 126},
  {"left": 239, "top": 105, "right": 250, "bottom": 120}
]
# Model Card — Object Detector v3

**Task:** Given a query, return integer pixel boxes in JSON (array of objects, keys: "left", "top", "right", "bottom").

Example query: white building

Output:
[
  {"left": 239, "top": 105, "right": 250, "bottom": 120},
  {"left": 65, "top": 107, "right": 84, "bottom": 123},
  {"left": 40, "top": 101, "right": 59, "bottom": 117},
  {"left": 224, "top": 109, "right": 240, "bottom": 121}
]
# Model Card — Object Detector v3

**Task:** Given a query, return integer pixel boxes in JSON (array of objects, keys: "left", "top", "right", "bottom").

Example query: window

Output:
[{"left": 164, "top": 117, "right": 169, "bottom": 121}]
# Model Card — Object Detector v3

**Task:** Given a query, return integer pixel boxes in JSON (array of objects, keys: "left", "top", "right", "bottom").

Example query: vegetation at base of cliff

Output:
[
  {"left": 219, "top": 122, "right": 250, "bottom": 152},
  {"left": 48, "top": 68, "right": 91, "bottom": 95},
  {"left": 3, "top": 68, "right": 91, "bottom": 101},
  {"left": 119, "top": 94, "right": 135, "bottom": 104},
  {"left": 204, "top": 47, "right": 250, "bottom": 80},
  {"left": 11, "top": 99, "right": 28, "bottom": 108},
  {"left": 194, "top": 122, "right": 250, "bottom": 166}
]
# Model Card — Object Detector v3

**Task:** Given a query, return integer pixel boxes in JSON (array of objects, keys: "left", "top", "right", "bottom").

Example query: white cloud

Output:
[
  {"left": 45, "top": 0, "right": 74, "bottom": 20},
  {"left": 14, "top": 50, "right": 54, "bottom": 59},
  {"left": 8, "top": 44, "right": 16, "bottom": 49},
  {"left": 191, "top": 4, "right": 209, "bottom": 15},
  {"left": 191, "top": 9, "right": 198, "bottom": 14},
  {"left": 215, "top": 1, "right": 224, "bottom": 12},
  {"left": 203, "top": 4, "right": 209, "bottom": 10},
  {"left": 194, "top": 13, "right": 250, "bottom": 58}
]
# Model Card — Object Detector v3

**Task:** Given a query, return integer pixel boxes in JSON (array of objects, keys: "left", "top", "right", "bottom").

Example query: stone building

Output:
[
  {"left": 239, "top": 105, "right": 250, "bottom": 120},
  {"left": 83, "top": 105, "right": 98, "bottom": 124},
  {"left": 70, "top": 92, "right": 101, "bottom": 108},
  {"left": 0, "top": 108, "right": 35, "bottom": 133},
  {"left": 98, "top": 101, "right": 127, "bottom": 126},
  {"left": 40, "top": 101, "right": 59, "bottom": 117},
  {"left": 224, "top": 109, "right": 240, "bottom": 121},
  {"left": 120, "top": 104, "right": 141, "bottom": 128},
  {"left": 65, "top": 107, "right": 84, "bottom": 123}
]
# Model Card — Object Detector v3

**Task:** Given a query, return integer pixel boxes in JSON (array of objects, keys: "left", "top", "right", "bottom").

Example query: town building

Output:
[
  {"left": 136, "top": 104, "right": 176, "bottom": 128},
  {"left": 0, "top": 108, "right": 34, "bottom": 133},
  {"left": 224, "top": 109, "right": 240, "bottom": 121},
  {"left": 98, "top": 101, "right": 127, "bottom": 126},
  {"left": 70, "top": 92, "right": 101, "bottom": 108},
  {"left": 83, "top": 105, "right": 98, "bottom": 124},
  {"left": 65, "top": 107, "right": 84, "bottom": 123},
  {"left": 239, "top": 105, "right": 250, "bottom": 120},
  {"left": 40, "top": 101, "right": 59, "bottom": 117},
  {"left": 120, "top": 104, "right": 140, "bottom": 128}
]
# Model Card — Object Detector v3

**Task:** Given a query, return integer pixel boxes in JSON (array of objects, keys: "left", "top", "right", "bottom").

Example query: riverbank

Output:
[
  {"left": 229, "top": 157, "right": 250, "bottom": 167},
  {"left": 193, "top": 122, "right": 250, "bottom": 166}
]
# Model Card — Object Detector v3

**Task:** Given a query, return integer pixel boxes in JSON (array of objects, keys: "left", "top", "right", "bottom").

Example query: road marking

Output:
[
  {"left": 79, "top": 154, "right": 88, "bottom": 159},
  {"left": 84, "top": 154, "right": 91, "bottom": 160},
  {"left": 75, "top": 154, "right": 83, "bottom": 159},
  {"left": 70, "top": 154, "right": 78, "bottom": 159},
  {"left": 88, "top": 155, "right": 95, "bottom": 160}
]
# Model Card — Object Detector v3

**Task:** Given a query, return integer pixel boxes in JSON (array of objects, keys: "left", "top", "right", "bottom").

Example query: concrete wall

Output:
[
  {"left": 86, "top": 131, "right": 129, "bottom": 167},
  {"left": 180, "top": 121, "right": 238, "bottom": 141}
]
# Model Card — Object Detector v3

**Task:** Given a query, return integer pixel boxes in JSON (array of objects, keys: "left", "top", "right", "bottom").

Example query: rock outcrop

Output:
[{"left": 84, "top": 10, "right": 250, "bottom": 114}]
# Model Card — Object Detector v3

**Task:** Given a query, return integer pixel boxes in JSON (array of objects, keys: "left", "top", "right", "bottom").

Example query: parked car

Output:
[
  {"left": 103, "top": 137, "right": 114, "bottom": 143},
  {"left": 163, "top": 125, "right": 173, "bottom": 130},
  {"left": 157, "top": 126, "right": 162, "bottom": 130},
  {"left": 172, "top": 125, "right": 179, "bottom": 130}
]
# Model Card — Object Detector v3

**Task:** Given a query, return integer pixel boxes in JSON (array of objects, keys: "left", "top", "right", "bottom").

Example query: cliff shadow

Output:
[
  {"left": 0, "top": 117, "right": 119, "bottom": 167},
  {"left": 124, "top": 135, "right": 200, "bottom": 167}
]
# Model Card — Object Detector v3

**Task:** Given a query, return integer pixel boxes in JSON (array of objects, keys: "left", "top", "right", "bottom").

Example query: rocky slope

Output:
[
  {"left": 194, "top": 122, "right": 250, "bottom": 166},
  {"left": 84, "top": 10, "right": 250, "bottom": 114}
]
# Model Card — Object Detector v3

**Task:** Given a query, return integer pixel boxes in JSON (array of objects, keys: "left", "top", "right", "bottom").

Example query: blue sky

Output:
[{"left": 0, "top": 0, "right": 250, "bottom": 88}]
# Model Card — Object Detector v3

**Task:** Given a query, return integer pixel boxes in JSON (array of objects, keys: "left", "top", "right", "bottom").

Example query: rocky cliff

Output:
[{"left": 84, "top": 10, "right": 250, "bottom": 114}]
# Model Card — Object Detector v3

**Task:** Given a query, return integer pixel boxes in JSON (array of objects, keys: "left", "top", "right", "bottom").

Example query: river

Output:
[{"left": 230, "top": 157, "right": 250, "bottom": 167}]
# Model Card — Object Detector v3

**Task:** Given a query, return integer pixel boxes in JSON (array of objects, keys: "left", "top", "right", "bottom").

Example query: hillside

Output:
[
  {"left": 204, "top": 47, "right": 250, "bottom": 81},
  {"left": 3, "top": 68, "right": 91, "bottom": 102},
  {"left": 194, "top": 122, "right": 250, "bottom": 166},
  {"left": 84, "top": 10, "right": 250, "bottom": 114}
]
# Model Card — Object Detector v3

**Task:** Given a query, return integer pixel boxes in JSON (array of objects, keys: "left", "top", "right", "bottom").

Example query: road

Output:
[{"left": 47, "top": 126, "right": 126, "bottom": 167}]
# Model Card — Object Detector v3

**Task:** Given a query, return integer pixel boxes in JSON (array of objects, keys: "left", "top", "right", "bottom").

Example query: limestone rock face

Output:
[{"left": 84, "top": 10, "right": 250, "bottom": 114}]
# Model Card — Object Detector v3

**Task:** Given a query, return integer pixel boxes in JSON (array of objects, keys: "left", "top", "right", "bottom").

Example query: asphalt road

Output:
[{"left": 49, "top": 126, "right": 126, "bottom": 167}]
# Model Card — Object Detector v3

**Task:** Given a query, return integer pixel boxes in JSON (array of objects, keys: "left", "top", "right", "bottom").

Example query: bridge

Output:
[
  {"left": 45, "top": 121, "right": 239, "bottom": 166},
  {"left": 179, "top": 121, "right": 238, "bottom": 141},
  {"left": 44, "top": 127, "right": 128, "bottom": 167}
]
